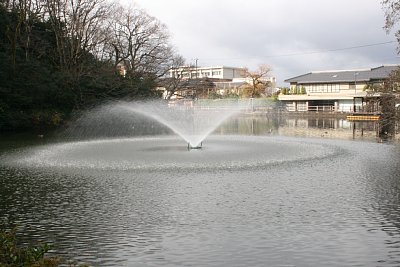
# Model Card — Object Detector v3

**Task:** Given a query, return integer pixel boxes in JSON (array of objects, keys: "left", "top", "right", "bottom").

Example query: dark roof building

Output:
[
  {"left": 285, "top": 65, "right": 398, "bottom": 84},
  {"left": 279, "top": 65, "right": 399, "bottom": 113}
]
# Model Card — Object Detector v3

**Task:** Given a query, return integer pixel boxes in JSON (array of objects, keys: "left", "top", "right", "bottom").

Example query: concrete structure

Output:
[
  {"left": 169, "top": 66, "right": 247, "bottom": 80},
  {"left": 279, "top": 65, "right": 398, "bottom": 113}
]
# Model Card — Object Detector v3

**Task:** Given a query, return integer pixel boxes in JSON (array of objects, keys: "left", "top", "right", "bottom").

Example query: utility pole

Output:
[
  {"left": 192, "top": 58, "right": 198, "bottom": 99},
  {"left": 194, "top": 58, "right": 198, "bottom": 79},
  {"left": 354, "top": 72, "right": 359, "bottom": 112}
]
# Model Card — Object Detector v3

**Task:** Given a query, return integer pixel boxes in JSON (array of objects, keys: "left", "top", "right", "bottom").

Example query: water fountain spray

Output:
[{"left": 117, "top": 99, "right": 242, "bottom": 149}]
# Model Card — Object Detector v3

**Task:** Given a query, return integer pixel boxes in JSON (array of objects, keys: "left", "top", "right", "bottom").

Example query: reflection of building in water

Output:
[
  {"left": 279, "top": 117, "right": 380, "bottom": 140},
  {"left": 215, "top": 115, "right": 382, "bottom": 140},
  {"left": 216, "top": 116, "right": 277, "bottom": 136},
  {"left": 283, "top": 117, "right": 352, "bottom": 129}
]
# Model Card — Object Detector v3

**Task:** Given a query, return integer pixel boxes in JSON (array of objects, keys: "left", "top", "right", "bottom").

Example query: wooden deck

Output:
[{"left": 346, "top": 114, "right": 380, "bottom": 121}]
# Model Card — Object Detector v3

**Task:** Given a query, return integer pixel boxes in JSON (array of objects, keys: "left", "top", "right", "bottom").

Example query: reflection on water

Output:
[
  {"left": 217, "top": 115, "right": 388, "bottom": 141},
  {"left": 0, "top": 116, "right": 400, "bottom": 266}
]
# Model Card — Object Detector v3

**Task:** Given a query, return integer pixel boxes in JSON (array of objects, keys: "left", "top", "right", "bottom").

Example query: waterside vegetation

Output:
[
  {"left": 0, "top": 0, "right": 181, "bottom": 132},
  {"left": 0, "top": 228, "right": 88, "bottom": 267}
]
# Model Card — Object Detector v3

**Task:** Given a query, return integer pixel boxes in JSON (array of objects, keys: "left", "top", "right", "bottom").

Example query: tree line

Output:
[{"left": 0, "top": 0, "right": 183, "bottom": 132}]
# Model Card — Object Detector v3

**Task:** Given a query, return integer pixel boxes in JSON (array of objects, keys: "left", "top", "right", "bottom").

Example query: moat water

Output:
[{"left": 0, "top": 116, "right": 399, "bottom": 266}]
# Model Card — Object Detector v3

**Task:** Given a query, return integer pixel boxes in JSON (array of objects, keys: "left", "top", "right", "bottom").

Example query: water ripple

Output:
[{"left": 1, "top": 136, "right": 400, "bottom": 266}]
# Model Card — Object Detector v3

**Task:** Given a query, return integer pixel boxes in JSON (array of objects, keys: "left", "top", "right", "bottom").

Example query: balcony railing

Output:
[{"left": 284, "top": 104, "right": 378, "bottom": 113}]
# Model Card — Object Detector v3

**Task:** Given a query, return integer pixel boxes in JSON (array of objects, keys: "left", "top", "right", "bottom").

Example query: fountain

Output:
[
  {"left": 115, "top": 99, "right": 243, "bottom": 149},
  {"left": 1, "top": 99, "right": 336, "bottom": 171},
  {"left": 60, "top": 99, "right": 244, "bottom": 150},
  {"left": 3, "top": 99, "right": 343, "bottom": 171},
  {"left": 1, "top": 100, "right": 398, "bottom": 267}
]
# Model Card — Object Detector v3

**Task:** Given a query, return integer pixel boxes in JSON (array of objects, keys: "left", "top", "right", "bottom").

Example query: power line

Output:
[
  {"left": 200, "top": 40, "right": 397, "bottom": 61},
  {"left": 265, "top": 40, "right": 397, "bottom": 58}
]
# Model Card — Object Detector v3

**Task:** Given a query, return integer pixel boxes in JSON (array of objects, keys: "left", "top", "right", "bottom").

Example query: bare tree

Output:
[
  {"left": 382, "top": 0, "right": 400, "bottom": 52},
  {"left": 6, "top": 0, "right": 25, "bottom": 65},
  {"left": 20, "top": 0, "right": 44, "bottom": 61},
  {"left": 159, "top": 55, "right": 186, "bottom": 99},
  {"left": 44, "top": 0, "right": 111, "bottom": 69},
  {"left": 244, "top": 64, "right": 272, "bottom": 98},
  {"left": 107, "top": 4, "right": 176, "bottom": 77}
]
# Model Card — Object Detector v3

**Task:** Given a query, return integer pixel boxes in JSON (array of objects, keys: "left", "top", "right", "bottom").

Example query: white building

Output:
[
  {"left": 165, "top": 65, "right": 277, "bottom": 99},
  {"left": 169, "top": 66, "right": 247, "bottom": 80},
  {"left": 279, "top": 65, "right": 399, "bottom": 113}
]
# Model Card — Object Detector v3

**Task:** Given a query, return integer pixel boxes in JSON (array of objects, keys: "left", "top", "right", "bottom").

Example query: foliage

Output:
[
  {"left": 363, "top": 69, "right": 400, "bottom": 136},
  {"left": 244, "top": 64, "right": 272, "bottom": 98},
  {"left": 206, "top": 91, "right": 239, "bottom": 99},
  {"left": 383, "top": 67, "right": 400, "bottom": 93},
  {"left": 224, "top": 92, "right": 240, "bottom": 99},
  {"left": 0, "top": 228, "right": 60, "bottom": 267},
  {"left": 382, "top": 0, "right": 400, "bottom": 52},
  {"left": 271, "top": 92, "right": 279, "bottom": 101},
  {"left": 363, "top": 83, "right": 383, "bottom": 93},
  {"left": 0, "top": 2, "right": 178, "bottom": 132},
  {"left": 0, "top": 228, "right": 91, "bottom": 267},
  {"left": 207, "top": 91, "right": 222, "bottom": 99}
]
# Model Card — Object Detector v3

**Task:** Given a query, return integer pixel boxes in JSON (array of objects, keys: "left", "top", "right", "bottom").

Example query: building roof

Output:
[
  {"left": 170, "top": 66, "right": 246, "bottom": 71},
  {"left": 191, "top": 66, "right": 246, "bottom": 70},
  {"left": 284, "top": 65, "right": 399, "bottom": 84}
]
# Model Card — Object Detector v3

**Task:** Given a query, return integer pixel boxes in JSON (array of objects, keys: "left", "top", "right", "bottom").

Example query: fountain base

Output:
[{"left": 187, "top": 142, "right": 203, "bottom": 150}]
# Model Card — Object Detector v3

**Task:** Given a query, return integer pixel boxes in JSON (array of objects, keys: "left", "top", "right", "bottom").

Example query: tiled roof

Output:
[{"left": 285, "top": 65, "right": 399, "bottom": 84}]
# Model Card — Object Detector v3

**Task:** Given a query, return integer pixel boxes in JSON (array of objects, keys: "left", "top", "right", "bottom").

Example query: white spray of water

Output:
[{"left": 117, "top": 99, "right": 243, "bottom": 147}]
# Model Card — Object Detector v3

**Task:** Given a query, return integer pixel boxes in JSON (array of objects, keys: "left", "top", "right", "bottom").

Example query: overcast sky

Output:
[{"left": 127, "top": 0, "right": 398, "bottom": 86}]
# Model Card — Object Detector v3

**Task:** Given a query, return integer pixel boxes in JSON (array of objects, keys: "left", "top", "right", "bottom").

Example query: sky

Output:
[{"left": 125, "top": 0, "right": 398, "bottom": 86}]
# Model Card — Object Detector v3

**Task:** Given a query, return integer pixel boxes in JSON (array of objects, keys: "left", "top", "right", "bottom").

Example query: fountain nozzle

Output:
[{"left": 187, "top": 142, "right": 203, "bottom": 150}]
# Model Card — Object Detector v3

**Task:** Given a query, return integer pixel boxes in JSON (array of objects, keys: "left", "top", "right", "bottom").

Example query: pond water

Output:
[{"left": 1, "top": 115, "right": 400, "bottom": 266}]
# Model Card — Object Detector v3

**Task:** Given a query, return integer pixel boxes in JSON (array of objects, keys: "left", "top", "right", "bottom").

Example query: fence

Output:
[{"left": 284, "top": 104, "right": 376, "bottom": 113}]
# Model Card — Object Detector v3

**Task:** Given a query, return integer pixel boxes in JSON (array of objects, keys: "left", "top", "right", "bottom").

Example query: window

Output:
[
  {"left": 307, "top": 83, "right": 340, "bottom": 93},
  {"left": 212, "top": 71, "right": 221, "bottom": 76}
]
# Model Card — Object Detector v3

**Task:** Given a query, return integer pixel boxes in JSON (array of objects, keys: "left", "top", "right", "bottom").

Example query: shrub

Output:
[{"left": 0, "top": 228, "right": 60, "bottom": 267}]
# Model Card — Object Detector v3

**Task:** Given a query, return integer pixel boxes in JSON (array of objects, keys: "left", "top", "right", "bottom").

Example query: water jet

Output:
[{"left": 115, "top": 99, "right": 243, "bottom": 148}]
